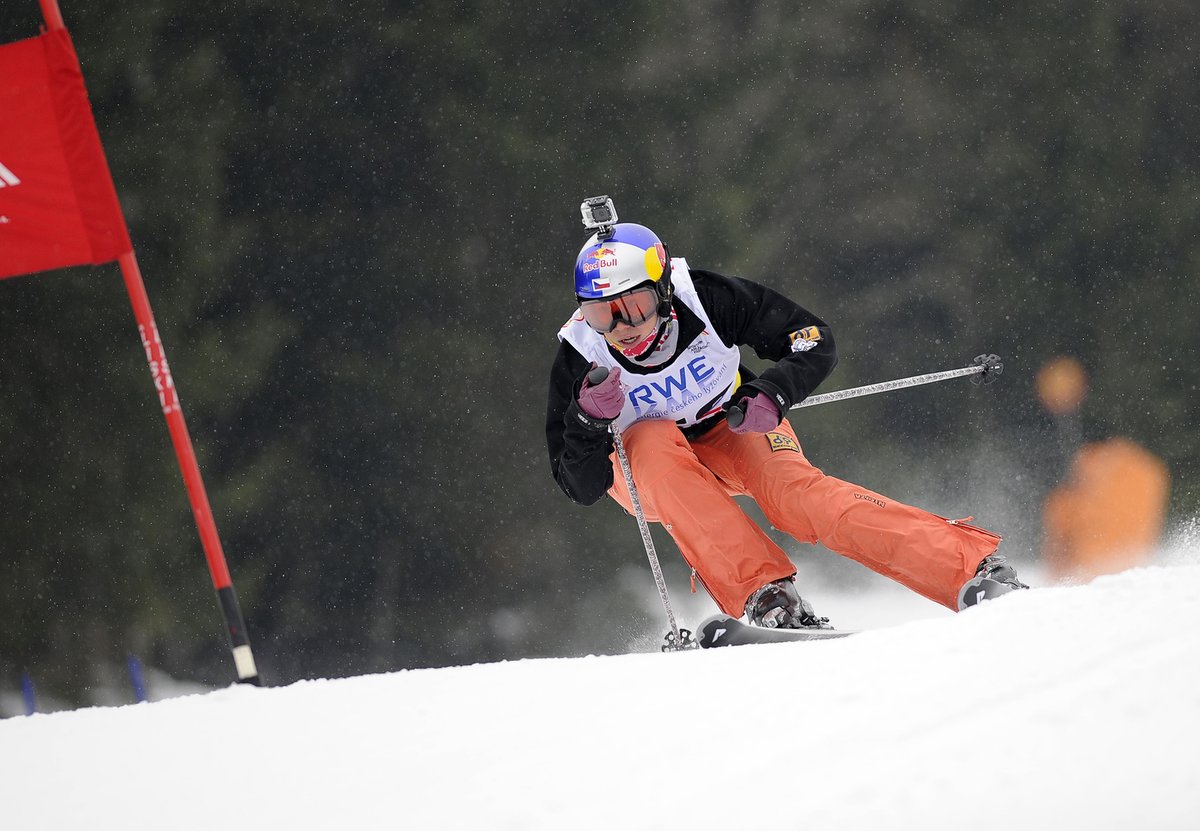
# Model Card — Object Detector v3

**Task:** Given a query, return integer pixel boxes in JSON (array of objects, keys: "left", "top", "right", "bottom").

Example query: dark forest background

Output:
[{"left": 2, "top": 0, "right": 1197, "bottom": 706}]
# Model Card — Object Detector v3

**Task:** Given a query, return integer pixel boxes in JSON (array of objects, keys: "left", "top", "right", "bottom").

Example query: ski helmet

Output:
[{"left": 574, "top": 223, "right": 670, "bottom": 301}]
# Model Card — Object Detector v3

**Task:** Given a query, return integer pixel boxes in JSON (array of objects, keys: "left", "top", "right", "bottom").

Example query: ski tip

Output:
[{"left": 697, "top": 613, "right": 854, "bottom": 648}]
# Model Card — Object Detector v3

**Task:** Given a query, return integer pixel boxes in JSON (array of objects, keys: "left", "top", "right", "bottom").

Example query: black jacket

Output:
[{"left": 546, "top": 268, "right": 837, "bottom": 505}]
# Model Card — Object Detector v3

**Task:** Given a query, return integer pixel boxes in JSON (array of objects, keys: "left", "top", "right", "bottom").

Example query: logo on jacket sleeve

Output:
[
  {"left": 789, "top": 326, "right": 821, "bottom": 353},
  {"left": 766, "top": 432, "right": 800, "bottom": 452}
]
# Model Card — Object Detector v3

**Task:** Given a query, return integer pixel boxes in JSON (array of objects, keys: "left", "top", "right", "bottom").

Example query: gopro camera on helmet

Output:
[{"left": 580, "top": 195, "right": 618, "bottom": 237}]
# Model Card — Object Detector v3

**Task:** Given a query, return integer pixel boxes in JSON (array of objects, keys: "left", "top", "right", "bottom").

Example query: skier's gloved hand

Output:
[
  {"left": 724, "top": 391, "right": 782, "bottom": 434},
  {"left": 577, "top": 364, "right": 624, "bottom": 422}
]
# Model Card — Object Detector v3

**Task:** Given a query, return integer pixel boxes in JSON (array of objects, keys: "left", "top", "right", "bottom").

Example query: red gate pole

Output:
[
  {"left": 37, "top": 0, "right": 261, "bottom": 685},
  {"left": 36, "top": 0, "right": 63, "bottom": 29},
  {"left": 119, "top": 252, "right": 261, "bottom": 686}
]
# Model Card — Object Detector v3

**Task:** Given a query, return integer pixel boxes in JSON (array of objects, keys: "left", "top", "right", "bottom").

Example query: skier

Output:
[{"left": 546, "top": 199, "right": 1028, "bottom": 629}]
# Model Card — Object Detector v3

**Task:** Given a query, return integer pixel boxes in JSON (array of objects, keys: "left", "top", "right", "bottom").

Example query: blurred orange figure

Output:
[
  {"left": 1036, "top": 356, "right": 1089, "bottom": 416},
  {"left": 1042, "top": 438, "right": 1170, "bottom": 581}
]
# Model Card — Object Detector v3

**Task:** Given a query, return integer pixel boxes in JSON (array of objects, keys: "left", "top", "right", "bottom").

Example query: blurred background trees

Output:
[{"left": 2, "top": 0, "right": 1197, "bottom": 706}]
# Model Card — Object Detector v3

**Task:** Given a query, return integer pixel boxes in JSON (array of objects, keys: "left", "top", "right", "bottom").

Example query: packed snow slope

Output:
[{"left": 3, "top": 563, "right": 1198, "bottom": 831}]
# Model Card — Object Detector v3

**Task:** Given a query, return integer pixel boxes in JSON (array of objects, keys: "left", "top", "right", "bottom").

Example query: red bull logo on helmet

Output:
[{"left": 581, "top": 249, "right": 619, "bottom": 274}]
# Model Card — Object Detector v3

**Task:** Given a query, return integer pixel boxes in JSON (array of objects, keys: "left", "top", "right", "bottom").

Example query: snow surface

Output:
[{"left": 3, "top": 561, "right": 1199, "bottom": 830}]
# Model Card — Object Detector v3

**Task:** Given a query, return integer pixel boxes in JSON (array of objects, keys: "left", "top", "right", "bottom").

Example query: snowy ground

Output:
[{"left": 3, "top": 556, "right": 1198, "bottom": 830}]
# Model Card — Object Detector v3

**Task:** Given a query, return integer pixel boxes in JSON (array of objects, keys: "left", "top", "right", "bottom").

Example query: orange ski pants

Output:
[{"left": 607, "top": 418, "right": 1001, "bottom": 615}]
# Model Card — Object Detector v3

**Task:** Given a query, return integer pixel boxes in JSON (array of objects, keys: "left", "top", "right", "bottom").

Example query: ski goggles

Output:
[{"left": 578, "top": 286, "right": 659, "bottom": 333}]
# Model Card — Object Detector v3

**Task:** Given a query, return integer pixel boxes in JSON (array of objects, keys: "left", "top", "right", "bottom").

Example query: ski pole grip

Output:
[
  {"left": 587, "top": 366, "right": 610, "bottom": 386},
  {"left": 726, "top": 403, "right": 745, "bottom": 428}
]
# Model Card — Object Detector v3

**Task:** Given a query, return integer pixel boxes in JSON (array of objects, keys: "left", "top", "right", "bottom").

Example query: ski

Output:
[{"left": 696, "top": 614, "right": 855, "bottom": 648}]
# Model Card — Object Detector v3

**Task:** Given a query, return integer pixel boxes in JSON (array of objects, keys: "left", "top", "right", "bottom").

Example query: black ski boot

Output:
[
  {"left": 957, "top": 553, "right": 1030, "bottom": 610},
  {"left": 744, "top": 577, "right": 832, "bottom": 629}
]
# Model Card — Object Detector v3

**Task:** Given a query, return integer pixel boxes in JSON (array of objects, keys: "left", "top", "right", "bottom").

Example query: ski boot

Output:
[
  {"left": 744, "top": 577, "right": 832, "bottom": 630},
  {"left": 957, "top": 553, "right": 1029, "bottom": 610}
]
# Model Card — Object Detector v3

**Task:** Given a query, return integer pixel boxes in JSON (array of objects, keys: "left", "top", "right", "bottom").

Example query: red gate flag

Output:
[
  {"left": 1, "top": 3, "right": 261, "bottom": 686},
  {"left": 0, "top": 27, "right": 132, "bottom": 279}
]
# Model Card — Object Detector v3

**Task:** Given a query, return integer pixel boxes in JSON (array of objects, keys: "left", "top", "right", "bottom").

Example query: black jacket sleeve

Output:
[
  {"left": 691, "top": 269, "right": 838, "bottom": 413},
  {"left": 546, "top": 341, "right": 615, "bottom": 506}
]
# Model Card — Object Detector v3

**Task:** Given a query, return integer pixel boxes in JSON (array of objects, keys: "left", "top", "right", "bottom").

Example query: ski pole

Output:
[
  {"left": 588, "top": 367, "right": 694, "bottom": 651},
  {"left": 727, "top": 353, "right": 1003, "bottom": 427}
]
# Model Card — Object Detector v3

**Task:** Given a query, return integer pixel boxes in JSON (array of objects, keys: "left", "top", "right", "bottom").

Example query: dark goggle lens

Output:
[{"left": 580, "top": 288, "right": 658, "bottom": 333}]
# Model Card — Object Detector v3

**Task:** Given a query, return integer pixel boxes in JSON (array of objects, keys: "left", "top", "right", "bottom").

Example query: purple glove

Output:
[
  {"left": 578, "top": 365, "right": 624, "bottom": 421},
  {"left": 726, "top": 392, "right": 782, "bottom": 434}
]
